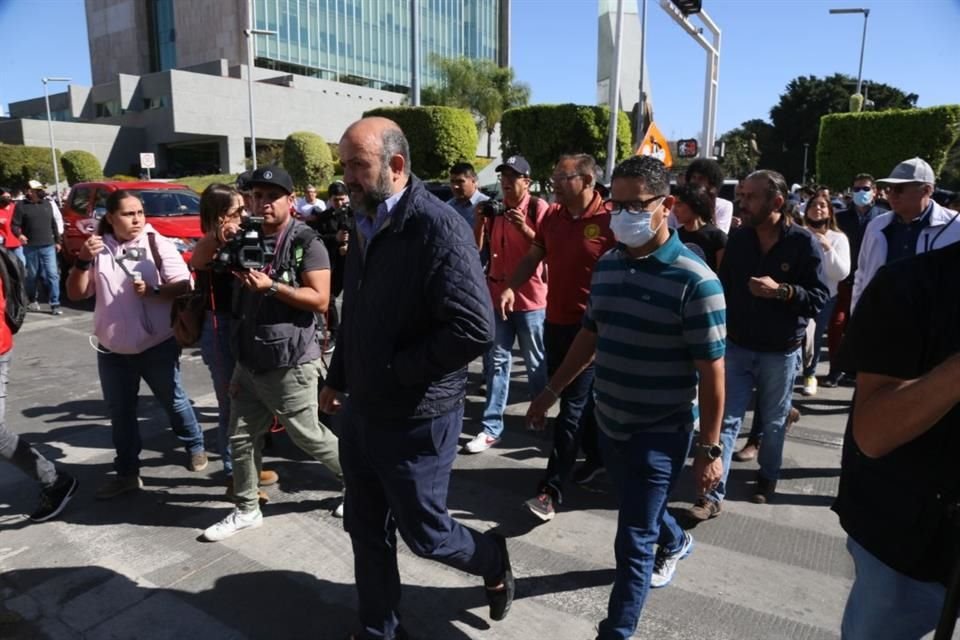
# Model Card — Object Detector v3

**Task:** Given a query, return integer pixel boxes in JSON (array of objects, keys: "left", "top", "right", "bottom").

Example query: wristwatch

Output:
[
  {"left": 152, "top": 285, "right": 161, "bottom": 296},
  {"left": 694, "top": 441, "right": 723, "bottom": 460},
  {"left": 775, "top": 283, "right": 791, "bottom": 301},
  {"left": 265, "top": 280, "right": 280, "bottom": 297}
]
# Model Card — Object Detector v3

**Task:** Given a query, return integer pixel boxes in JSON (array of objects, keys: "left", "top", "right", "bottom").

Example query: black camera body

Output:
[
  {"left": 479, "top": 200, "right": 506, "bottom": 219},
  {"left": 213, "top": 216, "right": 272, "bottom": 272}
]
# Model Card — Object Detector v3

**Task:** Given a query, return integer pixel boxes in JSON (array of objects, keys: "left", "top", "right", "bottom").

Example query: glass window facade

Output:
[
  {"left": 148, "top": 0, "right": 177, "bottom": 73},
  {"left": 252, "top": 0, "right": 502, "bottom": 91}
]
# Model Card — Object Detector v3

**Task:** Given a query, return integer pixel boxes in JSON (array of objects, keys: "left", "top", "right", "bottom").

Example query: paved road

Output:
[{"left": 1, "top": 303, "right": 854, "bottom": 639}]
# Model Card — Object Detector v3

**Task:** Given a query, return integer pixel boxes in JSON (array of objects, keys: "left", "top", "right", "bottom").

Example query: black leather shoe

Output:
[
  {"left": 485, "top": 533, "right": 514, "bottom": 621},
  {"left": 750, "top": 474, "right": 777, "bottom": 504}
]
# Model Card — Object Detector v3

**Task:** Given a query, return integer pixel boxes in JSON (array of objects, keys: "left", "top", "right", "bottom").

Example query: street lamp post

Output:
[
  {"left": 802, "top": 142, "right": 810, "bottom": 185},
  {"left": 42, "top": 76, "right": 71, "bottom": 202},
  {"left": 245, "top": 4, "right": 277, "bottom": 171},
  {"left": 829, "top": 8, "right": 870, "bottom": 96}
]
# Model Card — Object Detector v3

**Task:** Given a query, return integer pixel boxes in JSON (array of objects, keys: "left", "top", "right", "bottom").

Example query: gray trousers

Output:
[{"left": 0, "top": 351, "right": 58, "bottom": 487}]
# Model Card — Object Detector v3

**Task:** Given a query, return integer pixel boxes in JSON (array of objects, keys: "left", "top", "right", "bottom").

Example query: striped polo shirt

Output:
[{"left": 583, "top": 230, "right": 726, "bottom": 439}]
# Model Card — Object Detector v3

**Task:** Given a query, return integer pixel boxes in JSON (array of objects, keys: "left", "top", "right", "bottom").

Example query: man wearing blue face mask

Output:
[
  {"left": 527, "top": 155, "right": 726, "bottom": 639},
  {"left": 828, "top": 173, "right": 883, "bottom": 387}
]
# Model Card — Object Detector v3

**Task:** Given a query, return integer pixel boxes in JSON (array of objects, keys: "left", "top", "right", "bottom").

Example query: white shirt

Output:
[
  {"left": 295, "top": 197, "right": 325, "bottom": 217},
  {"left": 814, "top": 228, "right": 851, "bottom": 298},
  {"left": 714, "top": 197, "right": 734, "bottom": 234}
]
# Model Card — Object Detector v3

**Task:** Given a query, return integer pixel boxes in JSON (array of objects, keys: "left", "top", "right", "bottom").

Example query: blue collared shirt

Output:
[
  {"left": 356, "top": 187, "right": 408, "bottom": 257},
  {"left": 882, "top": 201, "right": 933, "bottom": 265},
  {"left": 445, "top": 190, "right": 489, "bottom": 228}
]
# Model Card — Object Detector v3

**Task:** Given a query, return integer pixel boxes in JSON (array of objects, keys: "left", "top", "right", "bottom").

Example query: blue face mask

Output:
[
  {"left": 853, "top": 190, "right": 873, "bottom": 208},
  {"left": 610, "top": 204, "right": 663, "bottom": 248}
]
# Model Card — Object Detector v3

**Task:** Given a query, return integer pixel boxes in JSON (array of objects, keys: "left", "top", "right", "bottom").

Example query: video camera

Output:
[
  {"left": 212, "top": 216, "right": 273, "bottom": 272},
  {"left": 478, "top": 200, "right": 506, "bottom": 219}
]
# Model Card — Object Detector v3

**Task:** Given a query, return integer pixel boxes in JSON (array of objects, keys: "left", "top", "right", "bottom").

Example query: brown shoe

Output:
[
  {"left": 189, "top": 452, "right": 209, "bottom": 472},
  {"left": 733, "top": 441, "right": 759, "bottom": 462},
  {"left": 786, "top": 407, "right": 801, "bottom": 432},
  {"left": 259, "top": 470, "right": 279, "bottom": 486},
  {"left": 750, "top": 474, "right": 777, "bottom": 504},
  {"left": 687, "top": 497, "right": 721, "bottom": 522}
]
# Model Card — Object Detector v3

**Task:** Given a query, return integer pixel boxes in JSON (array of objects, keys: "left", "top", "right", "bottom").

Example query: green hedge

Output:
[
  {"left": 500, "top": 104, "right": 632, "bottom": 182},
  {"left": 282, "top": 131, "right": 334, "bottom": 192},
  {"left": 0, "top": 143, "right": 62, "bottom": 189},
  {"left": 61, "top": 150, "right": 103, "bottom": 184},
  {"left": 362, "top": 106, "right": 477, "bottom": 180},
  {"left": 817, "top": 105, "right": 960, "bottom": 189}
]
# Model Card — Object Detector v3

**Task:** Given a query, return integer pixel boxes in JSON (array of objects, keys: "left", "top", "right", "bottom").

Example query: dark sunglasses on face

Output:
[
  {"left": 890, "top": 183, "right": 921, "bottom": 195},
  {"left": 852, "top": 186, "right": 872, "bottom": 193}
]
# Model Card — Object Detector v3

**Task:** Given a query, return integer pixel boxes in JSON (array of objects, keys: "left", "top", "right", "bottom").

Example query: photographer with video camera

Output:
[
  {"left": 463, "top": 155, "right": 549, "bottom": 454},
  {"left": 306, "top": 181, "right": 353, "bottom": 350},
  {"left": 200, "top": 165, "right": 344, "bottom": 542}
]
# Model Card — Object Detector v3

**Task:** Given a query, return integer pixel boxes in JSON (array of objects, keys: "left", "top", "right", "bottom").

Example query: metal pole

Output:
[
  {"left": 411, "top": 0, "right": 421, "bottom": 106},
  {"left": 855, "top": 10, "right": 870, "bottom": 95},
  {"left": 802, "top": 143, "right": 810, "bottom": 185},
  {"left": 42, "top": 79, "right": 62, "bottom": 200},
  {"left": 635, "top": 0, "right": 647, "bottom": 149},
  {"left": 246, "top": 3, "right": 258, "bottom": 170},
  {"left": 604, "top": 0, "right": 626, "bottom": 181}
]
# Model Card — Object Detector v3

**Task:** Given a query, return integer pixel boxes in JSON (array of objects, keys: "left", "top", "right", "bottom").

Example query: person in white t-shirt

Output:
[{"left": 295, "top": 184, "right": 325, "bottom": 222}]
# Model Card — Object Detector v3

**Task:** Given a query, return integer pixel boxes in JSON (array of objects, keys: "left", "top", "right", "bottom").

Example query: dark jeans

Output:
[
  {"left": 540, "top": 321, "right": 601, "bottom": 502},
  {"left": 803, "top": 295, "right": 837, "bottom": 378},
  {"left": 597, "top": 428, "right": 693, "bottom": 639},
  {"left": 340, "top": 403, "right": 503, "bottom": 639},
  {"left": 97, "top": 337, "right": 204, "bottom": 476},
  {"left": 23, "top": 244, "right": 60, "bottom": 306}
]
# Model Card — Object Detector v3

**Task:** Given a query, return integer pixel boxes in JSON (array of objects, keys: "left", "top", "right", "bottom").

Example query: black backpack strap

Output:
[
  {"left": 146, "top": 232, "right": 167, "bottom": 284},
  {"left": 526, "top": 196, "right": 541, "bottom": 229}
]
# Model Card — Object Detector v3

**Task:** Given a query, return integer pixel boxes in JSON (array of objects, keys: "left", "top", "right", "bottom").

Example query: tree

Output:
[
  {"left": 760, "top": 74, "right": 917, "bottom": 182},
  {"left": 281, "top": 132, "right": 334, "bottom": 192},
  {"left": 61, "top": 150, "right": 103, "bottom": 184},
  {"left": 421, "top": 57, "right": 530, "bottom": 157}
]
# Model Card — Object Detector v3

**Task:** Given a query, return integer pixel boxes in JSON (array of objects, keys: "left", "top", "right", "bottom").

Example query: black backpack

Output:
[{"left": 0, "top": 247, "right": 27, "bottom": 334}]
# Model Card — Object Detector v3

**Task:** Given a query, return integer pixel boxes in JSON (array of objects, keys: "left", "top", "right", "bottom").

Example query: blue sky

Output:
[{"left": 3, "top": 0, "right": 958, "bottom": 143}]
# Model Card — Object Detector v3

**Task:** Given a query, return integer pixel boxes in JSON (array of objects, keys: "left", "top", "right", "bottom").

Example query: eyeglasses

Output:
[
  {"left": 852, "top": 186, "right": 872, "bottom": 193},
  {"left": 606, "top": 195, "right": 664, "bottom": 215},
  {"left": 549, "top": 173, "right": 583, "bottom": 186},
  {"left": 889, "top": 183, "right": 922, "bottom": 195}
]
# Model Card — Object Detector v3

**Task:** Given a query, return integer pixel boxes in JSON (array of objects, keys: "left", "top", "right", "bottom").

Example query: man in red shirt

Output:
[
  {"left": 464, "top": 156, "right": 550, "bottom": 454},
  {"left": 0, "top": 187, "right": 24, "bottom": 264},
  {"left": 0, "top": 267, "right": 78, "bottom": 521},
  {"left": 502, "top": 153, "right": 616, "bottom": 521}
]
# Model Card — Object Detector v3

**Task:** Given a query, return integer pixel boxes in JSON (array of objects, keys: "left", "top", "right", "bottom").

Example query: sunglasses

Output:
[
  {"left": 889, "top": 183, "right": 922, "bottom": 195},
  {"left": 852, "top": 186, "right": 872, "bottom": 193}
]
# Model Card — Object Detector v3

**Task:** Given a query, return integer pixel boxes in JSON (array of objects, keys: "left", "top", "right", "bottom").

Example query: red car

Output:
[{"left": 61, "top": 181, "right": 202, "bottom": 266}]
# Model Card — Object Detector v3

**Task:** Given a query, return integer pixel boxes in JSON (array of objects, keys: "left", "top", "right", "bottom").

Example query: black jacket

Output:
[
  {"left": 327, "top": 177, "right": 494, "bottom": 419},
  {"left": 13, "top": 200, "right": 60, "bottom": 246},
  {"left": 719, "top": 218, "right": 828, "bottom": 352}
]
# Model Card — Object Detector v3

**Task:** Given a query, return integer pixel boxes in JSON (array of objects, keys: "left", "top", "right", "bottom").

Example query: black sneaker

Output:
[
  {"left": 573, "top": 463, "right": 606, "bottom": 485},
  {"left": 50, "top": 305, "right": 63, "bottom": 316},
  {"left": 30, "top": 473, "right": 79, "bottom": 522},
  {"left": 485, "top": 533, "right": 514, "bottom": 621},
  {"left": 821, "top": 371, "right": 843, "bottom": 388}
]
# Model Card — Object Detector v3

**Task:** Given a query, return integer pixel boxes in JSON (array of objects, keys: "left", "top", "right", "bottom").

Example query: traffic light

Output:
[{"left": 671, "top": 0, "right": 702, "bottom": 16}]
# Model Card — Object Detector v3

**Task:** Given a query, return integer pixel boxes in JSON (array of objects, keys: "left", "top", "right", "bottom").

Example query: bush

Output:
[
  {"left": 0, "top": 143, "right": 62, "bottom": 189},
  {"left": 817, "top": 105, "right": 960, "bottom": 190},
  {"left": 500, "top": 104, "right": 632, "bottom": 182},
  {"left": 282, "top": 131, "right": 334, "bottom": 192},
  {"left": 61, "top": 150, "right": 103, "bottom": 184},
  {"left": 362, "top": 106, "right": 478, "bottom": 180}
]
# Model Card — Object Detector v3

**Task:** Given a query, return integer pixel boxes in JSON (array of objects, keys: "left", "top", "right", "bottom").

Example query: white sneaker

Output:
[
  {"left": 801, "top": 375, "right": 818, "bottom": 396},
  {"left": 464, "top": 432, "right": 500, "bottom": 454},
  {"left": 651, "top": 531, "right": 694, "bottom": 588},
  {"left": 333, "top": 500, "right": 344, "bottom": 518},
  {"left": 202, "top": 508, "right": 263, "bottom": 541}
]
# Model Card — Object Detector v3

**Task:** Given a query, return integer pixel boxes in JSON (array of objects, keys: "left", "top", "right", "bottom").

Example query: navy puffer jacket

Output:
[{"left": 326, "top": 177, "right": 494, "bottom": 419}]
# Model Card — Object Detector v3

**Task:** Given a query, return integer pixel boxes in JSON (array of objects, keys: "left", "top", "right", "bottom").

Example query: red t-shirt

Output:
[
  {"left": 485, "top": 192, "right": 549, "bottom": 311},
  {"left": 534, "top": 192, "right": 615, "bottom": 325},
  {"left": 0, "top": 279, "right": 12, "bottom": 356},
  {"left": 0, "top": 203, "right": 21, "bottom": 249}
]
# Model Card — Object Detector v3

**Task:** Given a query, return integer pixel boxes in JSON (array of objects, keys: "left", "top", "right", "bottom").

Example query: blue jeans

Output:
[
  {"left": 708, "top": 341, "right": 800, "bottom": 504},
  {"left": 541, "top": 321, "right": 602, "bottom": 502},
  {"left": 10, "top": 246, "right": 25, "bottom": 266},
  {"left": 803, "top": 296, "right": 837, "bottom": 378},
  {"left": 340, "top": 404, "right": 503, "bottom": 639},
  {"left": 479, "top": 308, "right": 547, "bottom": 439},
  {"left": 597, "top": 428, "right": 694, "bottom": 639},
  {"left": 97, "top": 337, "right": 204, "bottom": 476},
  {"left": 842, "top": 537, "right": 949, "bottom": 639},
  {"left": 199, "top": 311, "right": 235, "bottom": 475},
  {"left": 23, "top": 244, "right": 59, "bottom": 306}
]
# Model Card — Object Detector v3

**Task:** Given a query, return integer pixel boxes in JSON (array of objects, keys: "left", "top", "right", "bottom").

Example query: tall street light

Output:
[
  {"left": 42, "top": 76, "right": 71, "bottom": 201},
  {"left": 245, "top": 3, "right": 277, "bottom": 171},
  {"left": 829, "top": 8, "right": 870, "bottom": 96}
]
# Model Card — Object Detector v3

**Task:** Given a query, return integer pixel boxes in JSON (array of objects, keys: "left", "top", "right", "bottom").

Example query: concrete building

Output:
[{"left": 1, "top": 0, "right": 509, "bottom": 178}]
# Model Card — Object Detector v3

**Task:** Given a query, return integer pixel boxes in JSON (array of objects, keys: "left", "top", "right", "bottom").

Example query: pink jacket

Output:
[{"left": 92, "top": 225, "right": 189, "bottom": 354}]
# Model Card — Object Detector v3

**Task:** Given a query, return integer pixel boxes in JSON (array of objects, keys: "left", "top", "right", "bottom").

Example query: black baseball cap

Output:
[
  {"left": 495, "top": 155, "right": 531, "bottom": 177},
  {"left": 248, "top": 165, "right": 294, "bottom": 194},
  {"left": 236, "top": 171, "right": 252, "bottom": 192}
]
